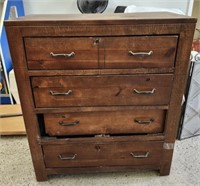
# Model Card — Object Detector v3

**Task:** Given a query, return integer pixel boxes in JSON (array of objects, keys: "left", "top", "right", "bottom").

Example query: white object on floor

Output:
[
  {"left": 180, "top": 51, "right": 200, "bottom": 139},
  {"left": 9, "top": 69, "right": 20, "bottom": 104}
]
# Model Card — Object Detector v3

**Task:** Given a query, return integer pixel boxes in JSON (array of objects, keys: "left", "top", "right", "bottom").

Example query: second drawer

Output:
[
  {"left": 32, "top": 74, "right": 173, "bottom": 107},
  {"left": 44, "top": 109, "right": 165, "bottom": 136}
]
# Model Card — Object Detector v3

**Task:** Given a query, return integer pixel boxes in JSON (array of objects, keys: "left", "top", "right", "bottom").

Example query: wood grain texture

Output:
[
  {"left": 25, "top": 36, "right": 177, "bottom": 70},
  {"left": 20, "top": 24, "right": 183, "bottom": 37},
  {"left": 4, "top": 12, "right": 196, "bottom": 181},
  {"left": 4, "top": 12, "right": 196, "bottom": 26},
  {"left": 44, "top": 109, "right": 165, "bottom": 136},
  {"left": 43, "top": 141, "right": 163, "bottom": 168},
  {"left": 35, "top": 106, "right": 169, "bottom": 114},
  {"left": 32, "top": 74, "right": 173, "bottom": 107},
  {"left": 102, "top": 36, "right": 177, "bottom": 69},
  {"left": 39, "top": 135, "right": 165, "bottom": 145},
  {"left": 25, "top": 37, "right": 99, "bottom": 70},
  {"left": 28, "top": 68, "right": 175, "bottom": 76},
  {"left": 46, "top": 166, "right": 160, "bottom": 175},
  {"left": 5, "top": 27, "right": 48, "bottom": 181}
]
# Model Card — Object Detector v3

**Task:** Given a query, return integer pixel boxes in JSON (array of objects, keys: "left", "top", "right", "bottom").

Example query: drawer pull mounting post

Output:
[
  {"left": 58, "top": 154, "right": 77, "bottom": 160},
  {"left": 134, "top": 118, "right": 154, "bottom": 125},
  {"left": 50, "top": 52, "right": 75, "bottom": 58},
  {"left": 128, "top": 50, "right": 153, "bottom": 56},
  {"left": 59, "top": 120, "right": 80, "bottom": 126},
  {"left": 133, "top": 88, "right": 156, "bottom": 95},
  {"left": 130, "top": 152, "right": 149, "bottom": 158},
  {"left": 49, "top": 90, "right": 72, "bottom": 96}
]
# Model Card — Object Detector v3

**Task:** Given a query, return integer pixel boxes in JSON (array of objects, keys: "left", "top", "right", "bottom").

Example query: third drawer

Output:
[{"left": 44, "top": 109, "right": 166, "bottom": 136}]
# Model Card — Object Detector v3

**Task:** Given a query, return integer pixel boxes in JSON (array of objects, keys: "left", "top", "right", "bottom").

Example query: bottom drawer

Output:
[{"left": 43, "top": 141, "right": 163, "bottom": 168}]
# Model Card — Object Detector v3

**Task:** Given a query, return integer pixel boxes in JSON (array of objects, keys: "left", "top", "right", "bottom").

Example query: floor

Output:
[{"left": 0, "top": 135, "right": 200, "bottom": 186}]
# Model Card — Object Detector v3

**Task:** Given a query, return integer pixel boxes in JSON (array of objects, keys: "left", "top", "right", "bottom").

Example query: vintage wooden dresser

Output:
[{"left": 5, "top": 12, "right": 196, "bottom": 181}]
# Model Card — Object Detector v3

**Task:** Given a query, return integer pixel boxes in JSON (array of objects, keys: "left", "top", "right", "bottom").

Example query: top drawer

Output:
[
  {"left": 24, "top": 36, "right": 178, "bottom": 70},
  {"left": 102, "top": 36, "right": 178, "bottom": 69},
  {"left": 24, "top": 37, "right": 99, "bottom": 70}
]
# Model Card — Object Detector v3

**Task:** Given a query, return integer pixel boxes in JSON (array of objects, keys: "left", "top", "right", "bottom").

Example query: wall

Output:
[
  {"left": 23, "top": 0, "right": 194, "bottom": 15},
  {"left": 192, "top": 0, "right": 200, "bottom": 39}
]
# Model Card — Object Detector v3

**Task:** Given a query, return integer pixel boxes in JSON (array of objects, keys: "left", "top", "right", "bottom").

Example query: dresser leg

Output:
[
  {"left": 160, "top": 149, "right": 173, "bottom": 176},
  {"left": 35, "top": 172, "right": 48, "bottom": 182},
  {"left": 160, "top": 167, "right": 170, "bottom": 176}
]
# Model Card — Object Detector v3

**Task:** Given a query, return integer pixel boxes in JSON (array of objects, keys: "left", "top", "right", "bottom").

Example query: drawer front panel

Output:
[
  {"left": 43, "top": 141, "right": 163, "bottom": 168},
  {"left": 44, "top": 109, "right": 165, "bottom": 136},
  {"left": 102, "top": 36, "right": 178, "bottom": 68},
  {"left": 32, "top": 75, "right": 173, "bottom": 107},
  {"left": 25, "top": 37, "right": 98, "bottom": 69}
]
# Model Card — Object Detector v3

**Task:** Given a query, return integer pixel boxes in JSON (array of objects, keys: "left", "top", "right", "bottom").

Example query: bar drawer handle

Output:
[
  {"left": 134, "top": 118, "right": 154, "bottom": 125},
  {"left": 49, "top": 90, "right": 72, "bottom": 96},
  {"left": 59, "top": 120, "right": 80, "bottom": 126},
  {"left": 130, "top": 152, "right": 149, "bottom": 158},
  {"left": 58, "top": 154, "right": 77, "bottom": 160},
  {"left": 128, "top": 51, "right": 153, "bottom": 56},
  {"left": 133, "top": 88, "right": 156, "bottom": 95},
  {"left": 50, "top": 52, "right": 75, "bottom": 58}
]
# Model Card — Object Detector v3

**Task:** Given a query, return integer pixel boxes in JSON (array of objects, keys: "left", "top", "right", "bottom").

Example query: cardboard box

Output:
[{"left": 0, "top": 104, "right": 26, "bottom": 135}]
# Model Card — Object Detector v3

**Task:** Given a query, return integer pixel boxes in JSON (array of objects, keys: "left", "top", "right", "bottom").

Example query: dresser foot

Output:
[
  {"left": 35, "top": 173, "right": 48, "bottom": 182},
  {"left": 159, "top": 148, "right": 173, "bottom": 176},
  {"left": 159, "top": 169, "right": 170, "bottom": 176}
]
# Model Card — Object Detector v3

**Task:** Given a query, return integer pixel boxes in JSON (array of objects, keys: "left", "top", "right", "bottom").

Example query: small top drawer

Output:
[
  {"left": 24, "top": 37, "right": 99, "bottom": 70},
  {"left": 24, "top": 36, "right": 177, "bottom": 70},
  {"left": 102, "top": 36, "right": 178, "bottom": 69}
]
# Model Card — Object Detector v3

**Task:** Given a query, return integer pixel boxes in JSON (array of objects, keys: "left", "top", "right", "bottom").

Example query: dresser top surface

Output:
[{"left": 4, "top": 12, "right": 196, "bottom": 26}]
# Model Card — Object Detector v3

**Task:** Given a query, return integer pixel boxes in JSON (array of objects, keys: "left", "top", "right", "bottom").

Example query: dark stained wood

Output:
[
  {"left": 32, "top": 74, "right": 173, "bottom": 107},
  {"left": 35, "top": 105, "right": 169, "bottom": 114},
  {"left": 4, "top": 12, "right": 196, "bottom": 181},
  {"left": 28, "top": 68, "right": 175, "bottom": 76},
  {"left": 44, "top": 109, "right": 165, "bottom": 136},
  {"left": 160, "top": 149, "right": 173, "bottom": 176},
  {"left": 25, "top": 36, "right": 177, "bottom": 70},
  {"left": 4, "top": 12, "right": 196, "bottom": 27},
  {"left": 102, "top": 36, "right": 178, "bottom": 69},
  {"left": 164, "top": 24, "right": 196, "bottom": 141},
  {"left": 5, "top": 27, "right": 48, "bottom": 181},
  {"left": 46, "top": 166, "right": 160, "bottom": 176},
  {"left": 43, "top": 141, "right": 163, "bottom": 168},
  {"left": 159, "top": 22, "right": 196, "bottom": 175},
  {"left": 20, "top": 24, "right": 183, "bottom": 37},
  {"left": 25, "top": 37, "right": 99, "bottom": 70},
  {"left": 40, "top": 135, "right": 165, "bottom": 145}
]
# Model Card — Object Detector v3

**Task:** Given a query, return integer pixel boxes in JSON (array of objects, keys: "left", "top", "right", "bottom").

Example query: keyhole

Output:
[{"left": 94, "top": 38, "right": 100, "bottom": 45}]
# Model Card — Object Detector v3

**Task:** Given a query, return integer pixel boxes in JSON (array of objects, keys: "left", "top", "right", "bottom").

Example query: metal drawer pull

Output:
[
  {"left": 134, "top": 118, "right": 154, "bottom": 125},
  {"left": 50, "top": 52, "right": 75, "bottom": 58},
  {"left": 58, "top": 154, "right": 77, "bottom": 160},
  {"left": 130, "top": 152, "right": 149, "bottom": 158},
  {"left": 49, "top": 90, "right": 72, "bottom": 96},
  {"left": 59, "top": 120, "right": 80, "bottom": 126},
  {"left": 133, "top": 88, "right": 156, "bottom": 95},
  {"left": 128, "top": 50, "right": 153, "bottom": 56}
]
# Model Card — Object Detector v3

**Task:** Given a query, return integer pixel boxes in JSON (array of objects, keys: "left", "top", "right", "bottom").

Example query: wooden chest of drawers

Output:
[{"left": 5, "top": 12, "right": 196, "bottom": 181}]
